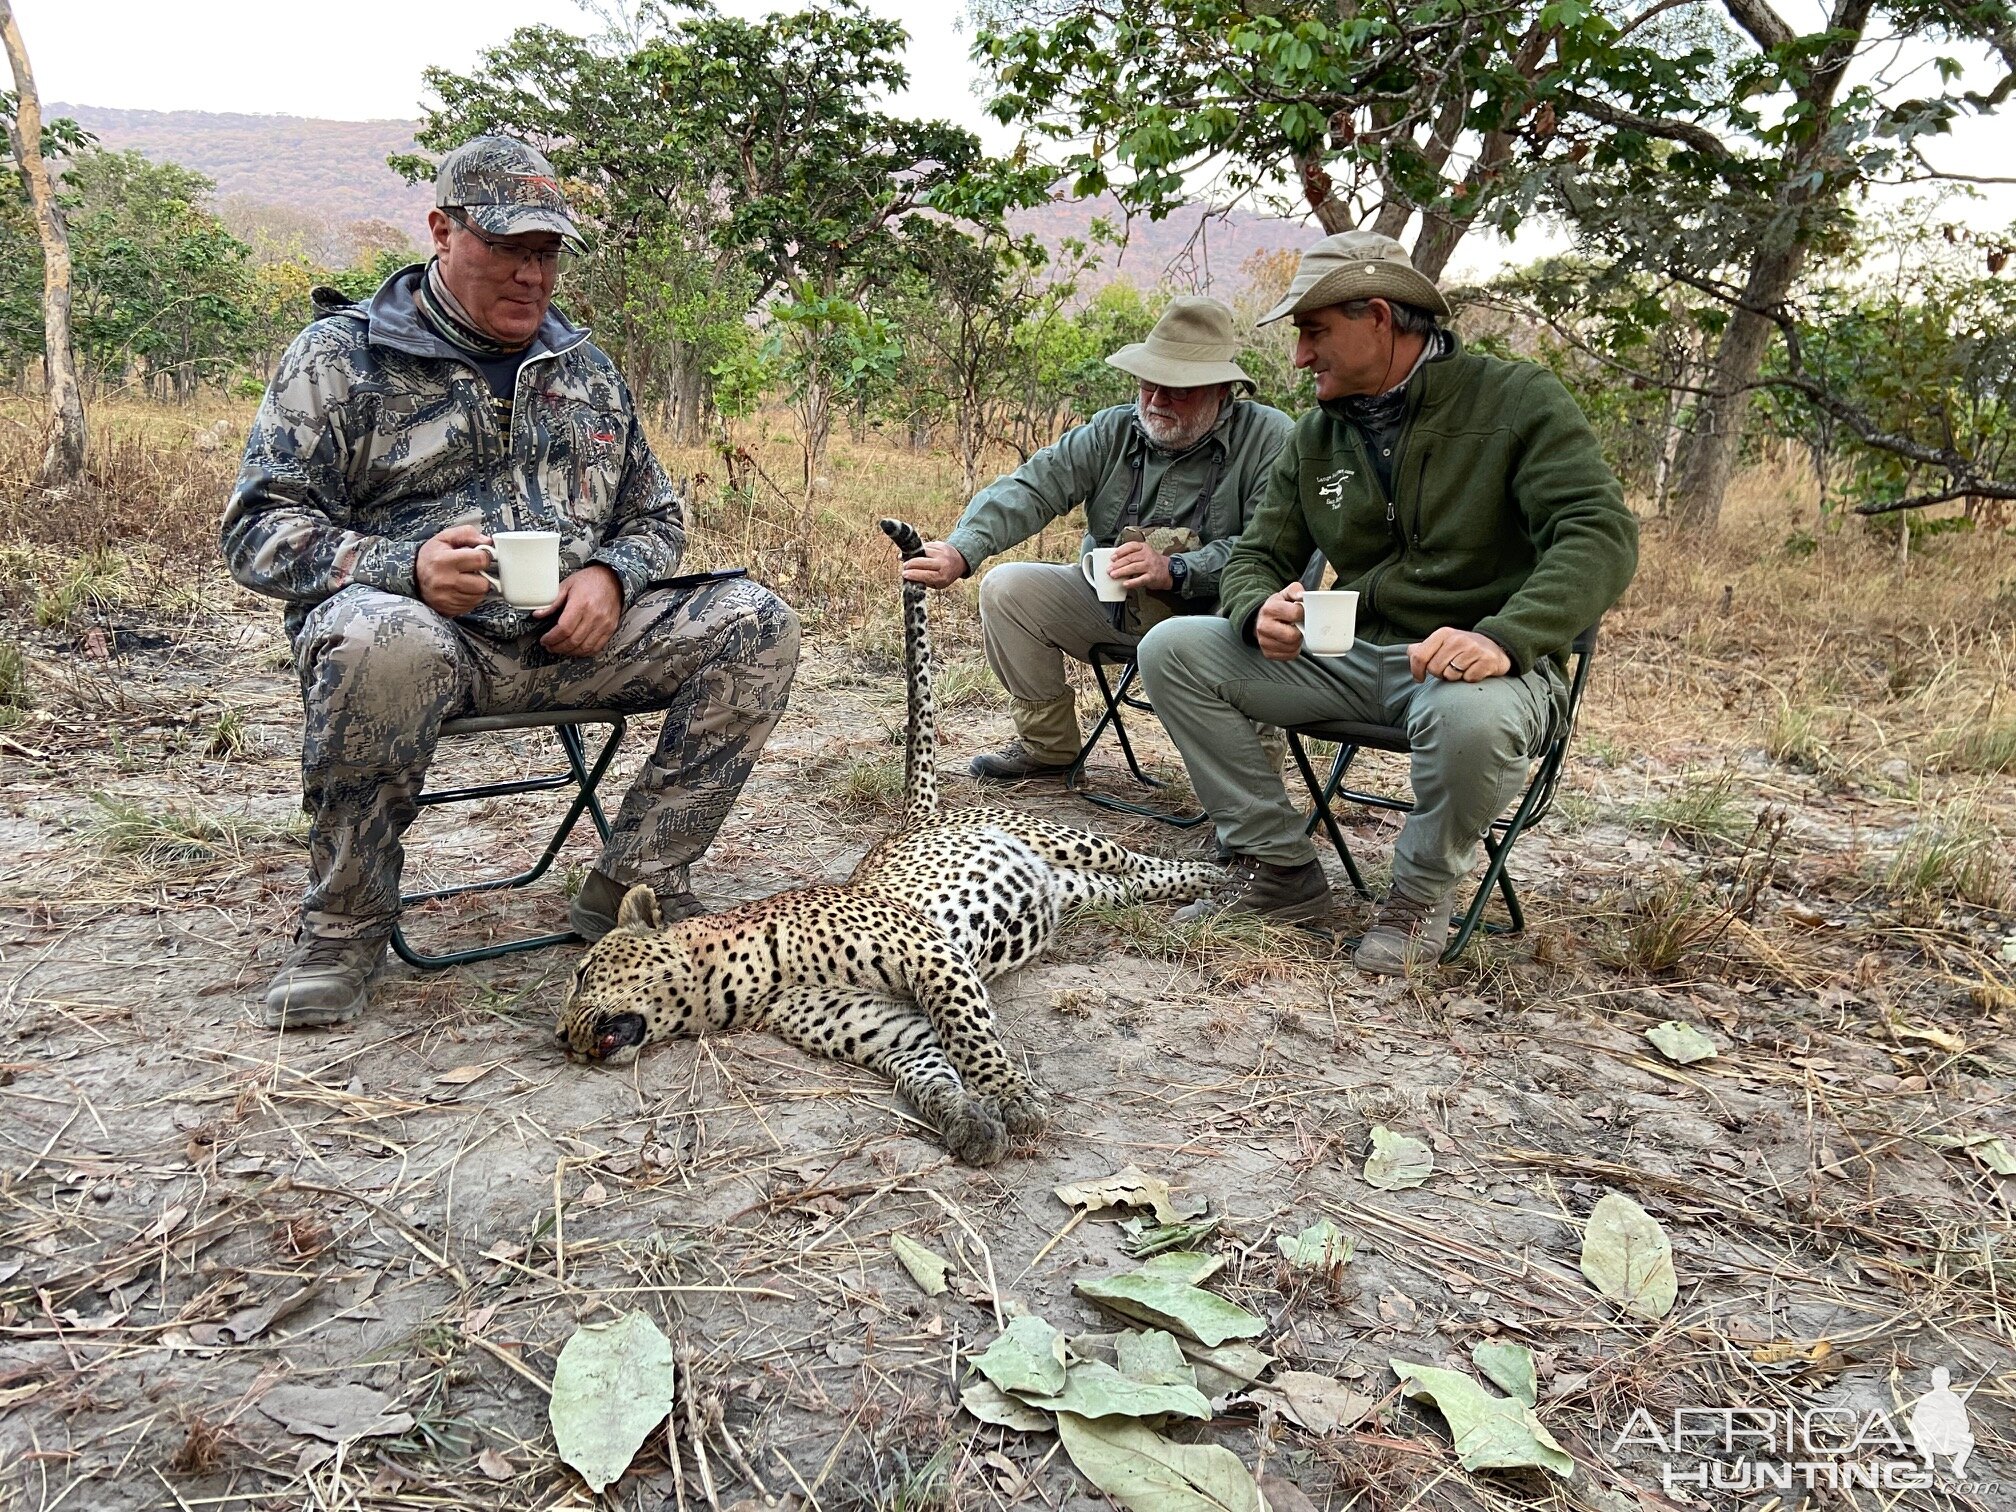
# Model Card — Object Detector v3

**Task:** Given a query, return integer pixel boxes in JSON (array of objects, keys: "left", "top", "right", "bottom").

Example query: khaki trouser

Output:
[
  {"left": 291, "top": 578, "right": 800, "bottom": 940},
  {"left": 1137, "top": 617, "right": 1561, "bottom": 899},
  {"left": 978, "top": 562, "right": 1183, "bottom": 762}
]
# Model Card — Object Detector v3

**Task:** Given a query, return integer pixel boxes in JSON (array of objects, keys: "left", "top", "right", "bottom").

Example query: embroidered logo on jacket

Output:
[{"left": 1317, "top": 467, "right": 1355, "bottom": 508}]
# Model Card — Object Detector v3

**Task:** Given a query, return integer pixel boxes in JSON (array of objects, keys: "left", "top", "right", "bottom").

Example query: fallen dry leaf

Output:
[
  {"left": 475, "top": 1447, "right": 514, "bottom": 1481},
  {"left": 1054, "top": 1165, "right": 1207, "bottom": 1225},
  {"left": 433, "top": 1062, "right": 497, "bottom": 1087}
]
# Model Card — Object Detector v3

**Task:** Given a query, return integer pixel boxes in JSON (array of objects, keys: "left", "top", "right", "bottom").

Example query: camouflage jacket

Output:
[{"left": 221, "top": 264, "right": 684, "bottom": 640}]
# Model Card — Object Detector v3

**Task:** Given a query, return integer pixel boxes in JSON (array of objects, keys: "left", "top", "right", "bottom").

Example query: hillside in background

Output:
[{"left": 56, "top": 102, "right": 1312, "bottom": 291}]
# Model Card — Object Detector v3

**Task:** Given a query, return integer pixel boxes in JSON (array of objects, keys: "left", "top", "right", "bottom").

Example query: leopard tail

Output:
[{"left": 879, "top": 518, "right": 940, "bottom": 825}]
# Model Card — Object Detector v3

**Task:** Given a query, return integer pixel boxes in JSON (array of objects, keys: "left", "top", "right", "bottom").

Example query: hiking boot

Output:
[
  {"left": 969, "top": 739, "right": 1077, "bottom": 781},
  {"left": 1172, "top": 855, "right": 1332, "bottom": 925},
  {"left": 1352, "top": 886, "right": 1457, "bottom": 974},
  {"left": 568, "top": 870, "right": 706, "bottom": 942},
  {"left": 260, "top": 934, "right": 386, "bottom": 1029}
]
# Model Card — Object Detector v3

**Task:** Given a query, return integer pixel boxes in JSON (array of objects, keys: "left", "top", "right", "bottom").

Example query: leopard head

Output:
[{"left": 556, "top": 884, "right": 701, "bottom": 1066}]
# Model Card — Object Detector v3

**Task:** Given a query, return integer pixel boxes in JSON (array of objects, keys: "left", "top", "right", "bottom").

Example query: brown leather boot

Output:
[
  {"left": 1172, "top": 855, "right": 1332, "bottom": 924},
  {"left": 569, "top": 870, "right": 706, "bottom": 941}
]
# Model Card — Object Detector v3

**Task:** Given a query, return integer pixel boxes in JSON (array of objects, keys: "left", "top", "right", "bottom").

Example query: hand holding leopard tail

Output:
[{"left": 554, "top": 517, "right": 1223, "bottom": 1166}]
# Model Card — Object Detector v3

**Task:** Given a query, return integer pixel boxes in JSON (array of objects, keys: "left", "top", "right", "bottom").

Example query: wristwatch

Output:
[{"left": 1168, "top": 555, "right": 1191, "bottom": 593}]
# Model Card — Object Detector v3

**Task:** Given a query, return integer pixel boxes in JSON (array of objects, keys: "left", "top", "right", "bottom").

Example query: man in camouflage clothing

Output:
[
  {"left": 903, "top": 297, "right": 1293, "bottom": 776},
  {"left": 223, "top": 136, "right": 800, "bottom": 1029}
]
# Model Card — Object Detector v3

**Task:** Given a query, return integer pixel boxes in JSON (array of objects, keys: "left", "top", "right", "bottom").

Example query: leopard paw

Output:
[
  {"left": 940, "top": 1095, "right": 1009, "bottom": 1167},
  {"left": 996, "top": 1085, "right": 1051, "bottom": 1140}
]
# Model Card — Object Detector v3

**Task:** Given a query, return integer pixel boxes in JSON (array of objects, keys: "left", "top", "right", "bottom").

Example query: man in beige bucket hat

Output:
[
  {"left": 1137, "top": 230, "right": 1638, "bottom": 970},
  {"left": 904, "top": 296, "right": 1294, "bottom": 778}
]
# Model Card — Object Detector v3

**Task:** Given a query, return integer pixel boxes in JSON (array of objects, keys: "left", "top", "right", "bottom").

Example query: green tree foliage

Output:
[
  {"left": 0, "top": 148, "right": 256, "bottom": 396},
  {"left": 406, "top": 2, "right": 1049, "bottom": 467},
  {"left": 971, "top": 0, "right": 2016, "bottom": 530},
  {"left": 1753, "top": 220, "right": 2016, "bottom": 519}
]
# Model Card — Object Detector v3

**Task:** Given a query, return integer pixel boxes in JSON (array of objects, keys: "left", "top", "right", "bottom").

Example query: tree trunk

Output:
[
  {"left": 1668, "top": 237, "right": 1804, "bottom": 532},
  {"left": 0, "top": 0, "right": 84, "bottom": 489}
]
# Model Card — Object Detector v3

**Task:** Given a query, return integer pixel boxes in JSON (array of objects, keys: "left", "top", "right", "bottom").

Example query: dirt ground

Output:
[{"left": 2, "top": 523, "right": 2014, "bottom": 1511}]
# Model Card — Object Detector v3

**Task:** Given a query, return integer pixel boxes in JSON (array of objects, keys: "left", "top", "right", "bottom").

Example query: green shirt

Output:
[
  {"left": 1219, "top": 343, "right": 1639, "bottom": 674},
  {"left": 945, "top": 398, "right": 1295, "bottom": 604}
]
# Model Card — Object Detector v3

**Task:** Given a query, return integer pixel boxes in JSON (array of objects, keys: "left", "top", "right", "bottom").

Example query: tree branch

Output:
[
  {"left": 1719, "top": 0, "right": 1796, "bottom": 54},
  {"left": 1554, "top": 92, "right": 1733, "bottom": 159}
]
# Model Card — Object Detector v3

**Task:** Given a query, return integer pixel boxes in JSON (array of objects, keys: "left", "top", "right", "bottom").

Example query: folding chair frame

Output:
[
  {"left": 1064, "top": 644, "right": 1209, "bottom": 828},
  {"left": 1287, "top": 627, "right": 1598, "bottom": 963},
  {"left": 391, "top": 709, "right": 627, "bottom": 970}
]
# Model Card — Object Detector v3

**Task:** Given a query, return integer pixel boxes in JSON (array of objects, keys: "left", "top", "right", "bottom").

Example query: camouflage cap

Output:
[{"left": 434, "top": 135, "right": 583, "bottom": 247}]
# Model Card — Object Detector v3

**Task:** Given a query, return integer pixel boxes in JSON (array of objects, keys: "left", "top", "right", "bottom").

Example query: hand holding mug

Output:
[
  {"left": 1254, "top": 581, "right": 1307, "bottom": 661},
  {"left": 417, "top": 524, "right": 494, "bottom": 618},
  {"left": 1108, "top": 539, "right": 1173, "bottom": 592}
]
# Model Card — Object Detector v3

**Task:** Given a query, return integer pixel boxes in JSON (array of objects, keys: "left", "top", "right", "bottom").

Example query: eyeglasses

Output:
[{"left": 446, "top": 209, "right": 569, "bottom": 273}]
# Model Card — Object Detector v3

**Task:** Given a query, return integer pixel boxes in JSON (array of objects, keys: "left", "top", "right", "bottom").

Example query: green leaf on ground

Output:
[
  {"left": 1390, "top": 1359, "right": 1575, "bottom": 1479},
  {"left": 1248, "top": 1370, "right": 1374, "bottom": 1435},
  {"left": 1579, "top": 1193, "right": 1678, "bottom": 1321},
  {"left": 1077, "top": 1261, "right": 1266, "bottom": 1348},
  {"left": 1179, "top": 1339, "right": 1275, "bottom": 1397},
  {"left": 1276, "top": 1217, "right": 1355, "bottom": 1269},
  {"left": 890, "top": 1233, "right": 951, "bottom": 1296},
  {"left": 1021, "top": 1359, "right": 1211, "bottom": 1421},
  {"left": 1054, "top": 1165, "right": 1208, "bottom": 1224},
  {"left": 1925, "top": 1131, "right": 2016, "bottom": 1175},
  {"left": 1645, "top": 1021, "right": 1718, "bottom": 1065},
  {"left": 1470, "top": 1341, "right": 1538, "bottom": 1406},
  {"left": 972, "top": 1315, "right": 1067, "bottom": 1398},
  {"left": 1121, "top": 1215, "right": 1223, "bottom": 1257},
  {"left": 1363, "top": 1126, "right": 1434, "bottom": 1190},
  {"left": 1137, "top": 1251, "right": 1225, "bottom": 1285},
  {"left": 959, "top": 1380, "right": 1052, "bottom": 1432},
  {"left": 1117, "top": 1328, "right": 1196, "bottom": 1386},
  {"left": 548, "top": 1310, "right": 678, "bottom": 1493},
  {"left": 1056, "top": 1411, "right": 1265, "bottom": 1511}
]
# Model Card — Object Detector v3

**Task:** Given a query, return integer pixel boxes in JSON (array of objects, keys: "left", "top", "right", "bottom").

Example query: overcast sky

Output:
[{"left": 17, "top": 0, "right": 2012, "bottom": 279}]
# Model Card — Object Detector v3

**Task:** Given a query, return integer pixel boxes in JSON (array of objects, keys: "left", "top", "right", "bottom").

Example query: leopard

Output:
[{"left": 555, "top": 517, "right": 1223, "bottom": 1165}]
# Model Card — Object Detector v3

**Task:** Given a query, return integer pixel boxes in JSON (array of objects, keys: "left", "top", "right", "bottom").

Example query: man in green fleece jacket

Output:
[
  {"left": 1138, "top": 231, "right": 1638, "bottom": 971},
  {"left": 903, "top": 297, "right": 1293, "bottom": 777}
]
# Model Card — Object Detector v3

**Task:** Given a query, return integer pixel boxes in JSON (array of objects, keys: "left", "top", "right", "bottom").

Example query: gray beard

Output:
[{"left": 1139, "top": 405, "right": 1219, "bottom": 452}]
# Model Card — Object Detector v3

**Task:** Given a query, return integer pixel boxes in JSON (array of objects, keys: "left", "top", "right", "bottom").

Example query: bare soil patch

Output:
[{"left": 1, "top": 436, "right": 2012, "bottom": 1509}]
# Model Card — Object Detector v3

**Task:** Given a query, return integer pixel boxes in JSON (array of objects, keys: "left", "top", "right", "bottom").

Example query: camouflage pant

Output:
[{"left": 292, "top": 579, "right": 800, "bottom": 940}]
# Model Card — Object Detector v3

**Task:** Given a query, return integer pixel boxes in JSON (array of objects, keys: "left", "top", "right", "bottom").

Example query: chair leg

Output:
[
  {"left": 1290, "top": 734, "right": 1370, "bottom": 898},
  {"left": 1067, "top": 656, "right": 1208, "bottom": 828},
  {"left": 1440, "top": 826, "right": 1529, "bottom": 963},
  {"left": 392, "top": 715, "right": 627, "bottom": 970},
  {"left": 1100, "top": 661, "right": 1159, "bottom": 789}
]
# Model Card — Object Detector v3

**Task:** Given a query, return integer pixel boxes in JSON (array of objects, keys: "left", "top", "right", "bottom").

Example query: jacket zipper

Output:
[{"left": 1349, "top": 426, "right": 1402, "bottom": 624}]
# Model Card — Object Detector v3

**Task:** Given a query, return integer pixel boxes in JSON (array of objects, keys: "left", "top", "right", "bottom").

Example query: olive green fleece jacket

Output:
[
  {"left": 1218, "top": 344, "right": 1638, "bottom": 673},
  {"left": 945, "top": 398, "right": 1294, "bottom": 603}
]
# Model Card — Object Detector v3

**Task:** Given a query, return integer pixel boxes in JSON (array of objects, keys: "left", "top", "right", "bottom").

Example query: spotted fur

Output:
[{"left": 556, "top": 518, "right": 1221, "bottom": 1165}]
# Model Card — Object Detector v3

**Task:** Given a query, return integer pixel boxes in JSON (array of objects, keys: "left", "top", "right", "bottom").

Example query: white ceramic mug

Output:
[
  {"left": 1080, "top": 547, "right": 1126, "bottom": 603},
  {"left": 484, "top": 531, "right": 562, "bottom": 610},
  {"left": 1300, "top": 589, "right": 1359, "bottom": 657}
]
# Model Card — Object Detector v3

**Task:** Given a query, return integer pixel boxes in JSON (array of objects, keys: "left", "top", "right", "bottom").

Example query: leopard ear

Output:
[{"left": 616, "top": 884, "right": 662, "bottom": 932}]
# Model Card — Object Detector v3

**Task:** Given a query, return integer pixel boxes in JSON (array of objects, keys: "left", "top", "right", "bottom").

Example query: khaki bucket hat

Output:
[
  {"left": 1106, "top": 296, "right": 1254, "bottom": 389},
  {"left": 1257, "top": 230, "right": 1452, "bottom": 325}
]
